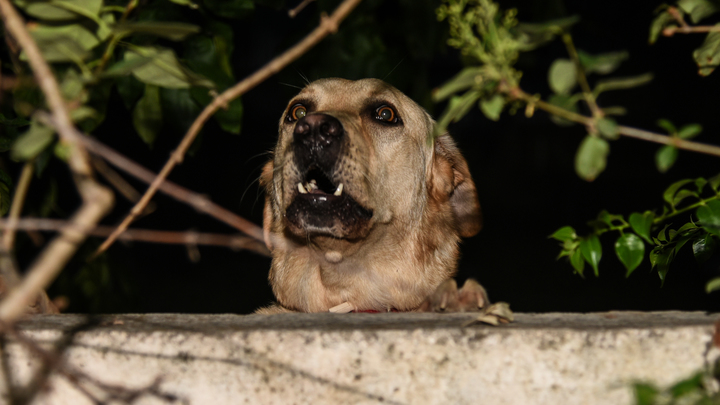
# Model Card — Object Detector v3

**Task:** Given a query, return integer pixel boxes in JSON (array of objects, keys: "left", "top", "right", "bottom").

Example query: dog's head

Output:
[{"left": 260, "top": 78, "right": 481, "bottom": 312}]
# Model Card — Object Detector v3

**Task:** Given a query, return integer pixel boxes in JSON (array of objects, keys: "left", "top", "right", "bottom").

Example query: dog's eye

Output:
[
  {"left": 288, "top": 104, "right": 307, "bottom": 122},
  {"left": 375, "top": 106, "right": 397, "bottom": 123}
]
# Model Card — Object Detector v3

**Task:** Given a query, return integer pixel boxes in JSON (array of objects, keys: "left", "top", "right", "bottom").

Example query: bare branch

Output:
[
  {"left": 3, "top": 162, "right": 34, "bottom": 252},
  {"left": 289, "top": 0, "right": 316, "bottom": 17},
  {"left": 96, "top": 0, "right": 363, "bottom": 255},
  {"left": 0, "top": 218, "right": 270, "bottom": 256},
  {"left": 0, "top": 0, "right": 114, "bottom": 324}
]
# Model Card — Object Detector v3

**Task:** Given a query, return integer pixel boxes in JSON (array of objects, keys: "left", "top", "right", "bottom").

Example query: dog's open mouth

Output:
[{"left": 285, "top": 166, "right": 373, "bottom": 237}]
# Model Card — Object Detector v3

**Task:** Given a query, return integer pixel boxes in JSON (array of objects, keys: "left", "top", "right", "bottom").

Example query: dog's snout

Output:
[{"left": 293, "top": 113, "right": 344, "bottom": 167}]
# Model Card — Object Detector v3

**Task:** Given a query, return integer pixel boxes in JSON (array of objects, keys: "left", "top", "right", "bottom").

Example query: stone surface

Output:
[{"left": 0, "top": 311, "right": 717, "bottom": 404}]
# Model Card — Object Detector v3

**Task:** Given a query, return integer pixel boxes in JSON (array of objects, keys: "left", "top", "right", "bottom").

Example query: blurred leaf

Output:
[
  {"left": 596, "top": 117, "right": 619, "bottom": 139},
  {"left": 133, "top": 85, "right": 163, "bottom": 147},
  {"left": 633, "top": 382, "right": 659, "bottom": 405},
  {"left": 0, "top": 168, "right": 13, "bottom": 216},
  {"left": 580, "top": 234, "right": 602, "bottom": 276},
  {"left": 570, "top": 248, "right": 585, "bottom": 276},
  {"left": 616, "top": 233, "right": 645, "bottom": 277},
  {"left": 11, "top": 121, "right": 55, "bottom": 161},
  {"left": 0, "top": 114, "right": 30, "bottom": 127},
  {"left": 548, "top": 58, "right": 576, "bottom": 95},
  {"left": 693, "top": 232, "right": 717, "bottom": 262},
  {"left": 678, "top": 0, "right": 720, "bottom": 23},
  {"left": 697, "top": 200, "right": 720, "bottom": 236},
  {"left": 709, "top": 173, "right": 720, "bottom": 191},
  {"left": 515, "top": 15, "right": 580, "bottom": 50},
  {"left": 18, "top": 0, "right": 102, "bottom": 21},
  {"left": 677, "top": 123, "right": 702, "bottom": 139},
  {"left": 547, "top": 94, "right": 579, "bottom": 127},
  {"left": 575, "top": 135, "right": 609, "bottom": 182},
  {"left": 160, "top": 88, "right": 202, "bottom": 142},
  {"left": 550, "top": 226, "right": 576, "bottom": 241},
  {"left": 663, "top": 179, "right": 694, "bottom": 206},
  {"left": 125, "top": 46, "right": 215, "bottom": 89},
  {"left": 112, "top": 22, "right": 201, "bottom": 41},
  {"left": 654, "top": 246, "right": 674, "bottom": 284},
  {"left": 673, "top": 189, "right": 699, "bottom": 207},
  {"left": 433, "top": 67, "right": 483, "bottom": 102},
  {"left": 203, "top": 0, "right": 254, "bottom": 19},
  {"left": 167, "top": 0, "right": 199, "bottom": 8},
  {"left": 435, "top": 90, "right": 482, "bottom": 137},
  {"left": 479, "top": 94, "right": 504, "bottom": 121},
  {"left": 104, "top": 55, "right": 155, "bottom": 77},
  {"left": 693, "top": 27, "right": 720, "bottom": 76},
  {"left": 655, "top": 145, "right": 678, "bottom": 173},
  {"left": 669, "top": 372, "right": 704, "bottom": 397},
  {"left": 696, "top": 177, "right": 708, "bottom": 193},
  {"left": 69, "top": 106, "right": 97, "bottom": 123},
  {"left": 578, "top": 50, "right": 628, "bottom": 75},
  {"left": 706, "top": 276, "right": 720, "bottom": 293},
  {"left": 657, "top": 118, "right": 677, "bottom": 134},
  {"left": 649, "top": 10, "right": 675, "bottom": 44},
  {"left": 629, "top": 211, "right": 655, "bottom": 243},
  {"left": 24, "top": 23, "right": 99, "bottom": 62},
  {"left": 593, "top": 73, "right": 653, "bottom": 96}
]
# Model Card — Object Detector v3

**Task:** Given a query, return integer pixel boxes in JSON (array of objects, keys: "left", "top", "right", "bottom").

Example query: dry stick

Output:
[
  {"left": 95, "top": 0, "right": 363, "bottom": 256},
  {"left": 514, "top": 89, "right": 720, "bottom": 157},
  {"left": 2, "top": 162, "right": 34, "bottom": 252},
  {"left": 0, "top": 0, "right": 114, "bottom": 324},
  {"left": 0, "top": 218, "right": 269, "bottom": 255},
  {"left": 289, "top": 0, "right": 316, "bottom": 17}
]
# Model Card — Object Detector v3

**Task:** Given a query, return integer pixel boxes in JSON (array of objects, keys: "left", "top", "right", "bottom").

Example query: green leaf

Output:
[
  {"left": 580, "top": 234, "right": 602, "bottom": 277},
  {"left": 654, "top": 247, "right": 674, "bottom": 285},
  {"left": 673, "top": 189, "right": 699, "bottom": 207},
  {"left": 663, "top": 179, "right": 694, "bottom": 206},
  {"left": 203, "top": 0, "right": 254, "bottom": 19},
  {"left": 479, "top": 94, "right": 505, "bottom": 121},
  {"left": 697, "top": 200, "right": 720, "bottom": 236},
  {"left": 547, "top": 94, "right": 579, "bottom": 127},
  {"left": 695, "top": 177, "right": 707, "bottom": 193},
  {"left": 435, "top": 90, "right": 482, "bottom": 137},
  {"left": 693, "top": 27, "right": 720, "bottom": 76},
  {"left": 633, "top": 382, "right": 659, "bottom": 405},
  {"left": 550, "top": 226, "right": 576, "bottom": 241},
  {"left": 19, "top": 0, "right": 102, "bottom": 21},
  {"left": 0, "top": 168, "right": 13, "bottom": 216},
  {"left": 657, "top": 118, "right": 677, "bottom": 134},
  {"left": 678, "top": 0, "right": 720, "bottom": 23},
  {"left": 629, "top": 211, "right": 654, "bottom": 243},
  {"left": 677, "top": 123, "right": 702, "bottom": 139},
  {"left": 167, "top": 0, "right": 199, "bottom": 8},
  {"left": 112, "top": 22, "right": 201, "bottom": 41},
  {"left": 655, "top": 145, "right": 678, "bottom": 173},
  {"left": 548, "top": 58, "right": 577, "bottom": 95},
  {"left": 125, "top": 47, "right": 215, "bottom": 89},
  {"left": 615, "top": 233, "right": 645, "bottom": 277},
  {"left": 570, "top": 248, "right": 585, "bottom": 277},
  {"left": 515, "top": 16, "right": 580, "bottom": 50},
  {"left": 433, "top": 67, "right": 484, "bottom": 102},
  {"left": 577, "top": 50, "right": 628, "bottom": 75},
  {"left": 649, "top": 10, "right": 675, "bottom": 44},
  {"left": 11, "top": 121, "right": 55, "bottom": 160},
  {"left": 133, "top": 85, "right": 163, "bottom": 147},
  {"left": 710, "top": 173, "right": 720, "bottom": 192},
  {"left": 669, "top": 372, "right": 704, "bottom": 397},
  {"left": 706, "top": 277, "right": 720, "bottom": 293},
  {"left": 104, "top": 55, "right": 155, "bottom": 77},
  {"left": 574, "top": 135, "right": 609, "bottom": 182},
  {"left": 692, "top": 234, "right": 715, "bottom": 262},
  {"left": 24, "top": 23, "right": 100, "bottom": 62},
  {"left": 592, "top": 73, "right": 653, "bottom": 96},
  {"left": 596, "top": 118, "right": 619, "bottom": 140}
]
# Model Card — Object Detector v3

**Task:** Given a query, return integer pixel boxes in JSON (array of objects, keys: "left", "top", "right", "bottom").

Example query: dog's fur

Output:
[{"left": 258, "top": 78, "right": 484, "bottom": 313}]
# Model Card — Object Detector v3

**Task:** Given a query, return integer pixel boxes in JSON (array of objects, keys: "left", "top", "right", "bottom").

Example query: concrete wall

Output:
[{"left": 0, "top": 311, "right": 717, "bottom": 404}]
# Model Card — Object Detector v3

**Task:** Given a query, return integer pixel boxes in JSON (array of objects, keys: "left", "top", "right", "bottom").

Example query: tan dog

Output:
[{"left": 257, "top": 78, "right": 493, "bottom": 314}]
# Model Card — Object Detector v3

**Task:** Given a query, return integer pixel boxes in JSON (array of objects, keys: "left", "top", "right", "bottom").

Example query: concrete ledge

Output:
[{"left": 1, "top": 311, "right": 718, "bottom": 404}]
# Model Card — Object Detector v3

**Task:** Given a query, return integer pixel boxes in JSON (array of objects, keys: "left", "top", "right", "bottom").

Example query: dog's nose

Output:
[{"left": 293, "top": 113, "right": 344, "bottom": 166}]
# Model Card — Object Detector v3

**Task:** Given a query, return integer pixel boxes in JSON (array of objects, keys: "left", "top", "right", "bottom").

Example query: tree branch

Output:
[{"left": 95, "top": 0, "right": 363, "bottom": 255}]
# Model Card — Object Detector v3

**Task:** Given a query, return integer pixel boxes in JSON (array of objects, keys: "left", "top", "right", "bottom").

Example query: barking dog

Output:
[{"left": 258, "top": 78, "right": 502, "bottom": 315}]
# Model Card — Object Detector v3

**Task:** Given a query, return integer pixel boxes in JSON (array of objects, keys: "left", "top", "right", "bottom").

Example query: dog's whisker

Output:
[{"left": 278, "top": 82, "right": 304, "bottom": 90}]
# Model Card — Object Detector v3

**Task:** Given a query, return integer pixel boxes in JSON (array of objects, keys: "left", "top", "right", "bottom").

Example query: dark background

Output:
[{"left": 17, "top": 0, "right": 720, "bottom": 314}]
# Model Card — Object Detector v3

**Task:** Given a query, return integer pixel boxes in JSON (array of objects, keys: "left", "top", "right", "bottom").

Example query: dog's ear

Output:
[
  {"left": 260, "top": 161, "right": 274, "bottom": 250},
  {"left": 429, "top": 134, "right": 482, "bottom": 237}
]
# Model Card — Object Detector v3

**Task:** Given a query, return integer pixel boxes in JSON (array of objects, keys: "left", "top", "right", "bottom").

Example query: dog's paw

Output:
[{"left": 418, "top": 278, "right": 489, "bottom": 313}]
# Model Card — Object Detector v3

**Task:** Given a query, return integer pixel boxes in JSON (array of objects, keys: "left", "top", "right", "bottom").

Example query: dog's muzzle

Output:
[{"left": 285, "top": 113, "right": 373, "bottom": 238}]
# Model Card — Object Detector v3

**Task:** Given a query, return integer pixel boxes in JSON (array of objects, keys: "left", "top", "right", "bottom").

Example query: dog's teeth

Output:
[
  {"left": 306, "top": 179, "right": 318, "bottom": 191},
  {"left": 298, "top": 182, "right": 308, "bottom": 194},
  {"left": 333, "top": 183, "right": 343, "bottom": 196}
]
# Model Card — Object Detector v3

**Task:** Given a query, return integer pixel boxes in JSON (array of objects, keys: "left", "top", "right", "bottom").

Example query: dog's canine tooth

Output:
[
  {"left": 298, "top": 182, "right": 308, "bottom": 194},
  {"left": 307, "top": 179, "right": 318, "bottom": 191},
  {"left": 333, "top": 183, "right": 343, "bottom": 196}
]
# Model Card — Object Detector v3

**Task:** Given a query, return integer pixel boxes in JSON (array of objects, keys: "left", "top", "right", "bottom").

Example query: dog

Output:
[{"left": 257, "top": 78, "right": 502, "bottom": 316}]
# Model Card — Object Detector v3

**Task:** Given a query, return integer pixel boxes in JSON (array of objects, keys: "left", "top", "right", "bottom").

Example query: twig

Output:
[
  {"left": 0, "top": 218, "right": 270, "bottom": 255},
  {"left": 289, "top": 0, "right": 316, "bottom": 17},
  {"left": 0, "top": 0, "right": 114, "bottom": 324},
  {"left": 663, "top": 25, "right": 720, "bottom": 36},
  {"left": 561, "top": 33, "right": 602, "bottom": 118},
  {"left": 3, "top": 162, "right": 34, "bottom": 252},
  {"left": 95, "top": 0, "right": 363, "bottom": 256},
  {"left": 510, "top": 88, "right": 720, "bottom": 157}
]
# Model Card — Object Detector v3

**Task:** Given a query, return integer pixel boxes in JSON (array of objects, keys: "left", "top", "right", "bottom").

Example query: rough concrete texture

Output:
[{"left": 0, "top": 311, "right": 717, "bottom": 404}]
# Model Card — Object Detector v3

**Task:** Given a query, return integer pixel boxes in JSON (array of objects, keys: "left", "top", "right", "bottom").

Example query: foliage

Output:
[{"left": 632, "top": 368, "right": 720, "bottom": 405}]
